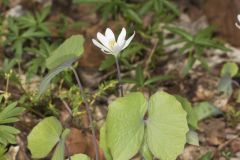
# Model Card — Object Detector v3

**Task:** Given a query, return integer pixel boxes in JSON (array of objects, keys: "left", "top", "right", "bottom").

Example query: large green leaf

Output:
[
  {"left": 46, "top": 35, "right": 84, "bottom": 70},
  {"left": 52, "top": 129, "right": 70, "bottom": 160},
  {"left": 69, "top": 154, "right": 90, "bottom": 160},
  {"left": 146, "top": 91, "right": 188, "bottom": 160},
  {"left": 106, "top": 92, "right": 147, "bottom": 160},
  {"left": 52, "top": 140, "right": 65, "bottom": 160},
  {"left": 28, "top": 117, "right": 63, "bottom": 158},
  {"left": 100, "top": 124, "right": 112, "bottom": 160},
  {"left": 175, "top": 95, "right": 198, "bottom": 129}
]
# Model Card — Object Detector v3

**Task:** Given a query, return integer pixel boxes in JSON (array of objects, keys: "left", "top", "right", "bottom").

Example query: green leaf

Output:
[
  {"left": 106, "top": 92, "right": 147, "bottom": 160},
  {"left": 27, "top": 117, "right": 63, "bottom": 158},
  {"left": 167, "top": 27, "right": 193, "bottom": 42},
  {"left": 199, "top": 151, "right": 213, "bottom": 160},
  {"left": 0, "top": 125, "right": 20, "bottom": 145},
  {"left": 0, "top": 145, "right": 7, "bottom": 160},
  {"left": 52, "top": 140, "right": 65, "bottom": 160},
  {"left": 69, "top": 154, "right": 90, "bottom": 160},
  {"left": 100, "top": 124, "right": 112, "bottom": 160},
  {"left": 52, "top": 129, "right": 70, "bottom": 160},
  {"left": 221, "top": 62, "right": 239, "bottom": 77},
  {"left": 140, "top": 135, "right": 153, "bottom": 160},
  {"left": 181, "top": 55, "right": 195, "bottom": 77},
  {"left": 146, "top": 91, "right": 188, "bottom": 160},
  {"left": 193, "top": 102, "right": 222, "bottom": 121},
  {"left": 135, "top": 66, "right": 144, "bottom": 87},
  {"left": 99, "top": 56, "right": 115, "bottom": 71},
  {"left": 175, "top": 95, "right": 198, "bottom": 129},
  {"left": 124, "top": 9, "right": 142, "bottom": 24},
  {"left": 0, "top": 102, "right": 24, "bottom": 124},
  {"left": 218, "top": 76, "right": 233, "bottom": 95},
  {"left": 162, "top": 0, "right": 179, "bottom": 15},
  {"left": 144, "top": 75, "right": 173, "bottom": 86},
  {"left": 46, "top": 35, "right": 84, "bottom": 70},
  {"left": 39, "top": 58, "right": 77, "bottom": 96},
  {"left": 186, "top": 130, "right": 199, "bottom": 146}
]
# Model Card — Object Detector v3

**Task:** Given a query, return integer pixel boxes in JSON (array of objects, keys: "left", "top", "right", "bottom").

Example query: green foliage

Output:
[
  {"left": 193, "top": 102, "right": 222, "bottom": 121},
  {"left": 27, "top": 117, "right": 70, "bottom": 159},
  {"left": 221, "top": 62, "right": 239, "bottom": 77},
  {"left": 106, "top": 92, "right": 146, "bottom": 160},
  {"left": 69, "top": 154, "right": 91, "bottom": 160},
  {"left": 0, "top": 101, "right": 25, "bottom": 146},
  {"left": 74, "top": 0, "right": 142, "bottom": 24},
  {"left": 167, "top": 26, "right": 230, "bottom": 76},
  {"left": 122, "top": 65, "right": 172, "bottom": 90},
  {"left": 104, "top": 91, "right": 189, "bottom": 160},
  {"left": 99, "top": 42, "right": 146, "bottom": 71},
  {"left": 225, "top": 107, "right": 240, "bottom": 127},
  {"left": 199, "top": 151, "right": 213, "bottom": 160},
  {"left": 175, "top": 95, "right": 198, "bottom": 129},
  {"left": 46, "top": 35, "right": 85, "bottom": 70},
  {"left": 39, "top": 58, "right": 78, "bottom": 96},
  {"left": 2, "top": 7, "right": 51, "bottom": 59},
  {"left": 218, "top": 76, "right": 233, "bottom": 96},
  {"left": 0, "top": 145, "right": 7, "bottom": 160},
  {"left": 25, "top": 40, "right": 58, "bottom": 79},
  {"left": 139, "top": 0, "right": 179, "bottom": 17},
  {"left": 218, "top": 62, "right": 239, "bottom": 95},
  {"left": 186, "top": 130, "right": 199, "bottom": 146},
  {"left": 100, "top": 124, "right": 112, "bottom": 160},
  {"left": 140, "top": 136, "right": 153, "bottom": 160}
]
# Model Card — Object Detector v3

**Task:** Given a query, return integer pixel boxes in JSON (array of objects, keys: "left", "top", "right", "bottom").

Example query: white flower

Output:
[
  {"left": 92, "top": 28, "right": 135, "bottom": 57},
  {"left": 235, "top": 14, "right": 240, "bottom": 29}
]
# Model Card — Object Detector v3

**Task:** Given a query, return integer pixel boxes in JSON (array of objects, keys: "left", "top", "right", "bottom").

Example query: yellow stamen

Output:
[{"left": 109, "top": 40, "right": 116, "bottom": 49}]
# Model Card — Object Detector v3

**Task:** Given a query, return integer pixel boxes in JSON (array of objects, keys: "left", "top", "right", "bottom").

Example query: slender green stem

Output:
[
  {"left": 115, "top": 56, "right": 123, "bottom": 97},
  {"left": 71, "top": 67, "right": 99, "bottom": 160}
]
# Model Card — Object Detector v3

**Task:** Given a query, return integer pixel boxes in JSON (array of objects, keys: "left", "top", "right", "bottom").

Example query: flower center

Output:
[{"left": 108, "top": 40, "right": 116, "bottom": 49}]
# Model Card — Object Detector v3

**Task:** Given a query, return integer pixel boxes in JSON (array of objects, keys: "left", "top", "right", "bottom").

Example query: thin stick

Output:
[
  {"left": 115, "top": 56, "right": 123, "bottom": 97},
  {"left": 71, "top": 67, "right": 99, "bottom": 160},
  {"left": 143, "top": 38, "right": 159, "bottom": 77}
]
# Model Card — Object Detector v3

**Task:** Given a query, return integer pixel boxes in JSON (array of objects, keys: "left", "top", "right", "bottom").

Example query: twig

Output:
[
  {"left": 61, "top": 99, "right": 73, "bottom": 115},
  {"left": 143, "top": 38, "right": 159, "bottom": 77},
  {"left": 115, "top": 56, "right": 123, "bottom": 97},
  {"left": 71, "top": 67, "right": 99, "bottom": 160}
]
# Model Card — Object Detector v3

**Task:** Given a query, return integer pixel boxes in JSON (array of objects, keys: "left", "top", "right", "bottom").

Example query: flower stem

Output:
[
  {"left": 115, "top": 56, "right": 123, "bottom": 97},
  {"left": 71, "top": 67, "right": 99, "bottom": 160}
]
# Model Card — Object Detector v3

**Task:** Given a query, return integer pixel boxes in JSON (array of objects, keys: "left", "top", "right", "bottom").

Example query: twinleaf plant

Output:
[
  {"left": 27, "top": 27, "right": 198, "bottom": 160},
  {"left": 101, "top": 91, "right": 188, "bottom": 160}
]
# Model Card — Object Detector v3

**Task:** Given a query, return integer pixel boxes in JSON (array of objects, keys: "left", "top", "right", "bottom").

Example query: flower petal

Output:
[
  {"left": 238, "top": 14, "right": 240, "bottom": 22},
  {"left": 123, "top": 31, "right": 135, "bottom": 49},
  {"left": 97, "top": 32, "right": 111, "bottom": 50},
  {"left": 117, "top": 28, "right": 126, "bottom": 47},
  {"left": 112, "top": 44, "right": 122, "bottom": 54},
  {"left": 101, "top": 48, "right": 111, "bottom": 54},
  {"left": 105, "top": 28, "right": 115, "bottom": 41},
  {"left": 92, "top": 39, "right": 111, "bottom": 52},
  {"left": 235, "top": 22, "right": 240, "bottom": 29}
]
